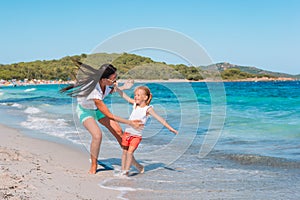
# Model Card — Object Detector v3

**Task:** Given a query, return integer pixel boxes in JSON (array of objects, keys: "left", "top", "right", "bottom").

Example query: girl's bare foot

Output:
[
  {"left": 132, "top": 162, "right": 144, "bottom": 173},
  {"left": 137, "top": 165, "right": 144, "bottom": 174},
  {"left": 121, "top": 170, "right": 129, "bottom": 176}
]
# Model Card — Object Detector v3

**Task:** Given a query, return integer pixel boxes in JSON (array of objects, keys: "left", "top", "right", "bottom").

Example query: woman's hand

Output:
[{"left": 130, "top": 120, "right": 144, "bottom": 130}]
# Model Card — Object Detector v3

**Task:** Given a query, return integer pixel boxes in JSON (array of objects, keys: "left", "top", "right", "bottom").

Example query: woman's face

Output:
[{"left": 104, "top": 73, "right": 118, "bottom": 86}]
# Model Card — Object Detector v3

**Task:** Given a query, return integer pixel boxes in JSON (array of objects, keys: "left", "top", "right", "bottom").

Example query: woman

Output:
[{"left": 61, "top": 60, "right": 144, "bottom": 174}]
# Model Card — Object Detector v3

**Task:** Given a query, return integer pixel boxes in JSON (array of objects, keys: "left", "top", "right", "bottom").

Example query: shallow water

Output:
[{"left": 0, "top": 81, "right": 300, "bottom": 199}]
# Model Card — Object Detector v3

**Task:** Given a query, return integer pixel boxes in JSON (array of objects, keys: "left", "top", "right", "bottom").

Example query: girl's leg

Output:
[
  {"left": 121, "top": 147, "right": 128, "bottom": 171},
  {"left": 98, "top": 117, "right": 144, "bottom": 171},
  {"left": 124, "top": 145, "right": 138, "bottom": 174},
  {"left": 83, "top": 118, "right": 103, "bottom": 174}
]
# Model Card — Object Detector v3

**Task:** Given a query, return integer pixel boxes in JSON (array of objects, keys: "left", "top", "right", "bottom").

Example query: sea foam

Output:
[
  {"left": 24, "top": 88, "right": 36, "bottom": 92},
  {"left": 24, "top": 107, "right": 41, "bottom": 114}
]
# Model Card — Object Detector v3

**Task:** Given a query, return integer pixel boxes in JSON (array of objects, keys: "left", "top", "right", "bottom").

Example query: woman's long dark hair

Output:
[{"left": 60, "top": 60, "right": 117, "bottom": 97}]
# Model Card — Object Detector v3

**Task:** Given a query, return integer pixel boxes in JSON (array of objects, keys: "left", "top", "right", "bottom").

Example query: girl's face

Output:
[{"left": 134, "top": 89, "right": 148, "bottom": 105}]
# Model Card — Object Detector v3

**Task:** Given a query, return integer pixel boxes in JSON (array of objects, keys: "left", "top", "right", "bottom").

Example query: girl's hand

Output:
[
  {"left": 170, "top": 128, "right": 178, "bottom": 135},
  {"left": 121, "top": 79, "right": 134, "bottom": 90},
  {"left": 130, "top": 120, "right": 144, "bottom": 131}
]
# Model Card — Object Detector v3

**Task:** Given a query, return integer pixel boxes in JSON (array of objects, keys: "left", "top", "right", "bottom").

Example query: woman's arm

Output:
[
  {"left": 94, "top": 99, "right": 142, "bottom": 129},
  {"left": 147, "top": 107, "right": 178, "bottom": 134},
  {"left": 115, "top": 87, "right": 135, "bottom": 104}
]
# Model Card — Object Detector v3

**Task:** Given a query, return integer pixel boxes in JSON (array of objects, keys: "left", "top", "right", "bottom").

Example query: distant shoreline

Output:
[
  {"left": 120, "top": 77, "right": 297, "bottom": 83},
  {"left": 0, "top": 77, "right": 297, "bottom": 87}
]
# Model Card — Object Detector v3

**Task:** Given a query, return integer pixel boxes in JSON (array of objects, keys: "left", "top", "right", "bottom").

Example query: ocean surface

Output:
[{"left": 1, "top": 81, "right": 300, "bottom": 199}]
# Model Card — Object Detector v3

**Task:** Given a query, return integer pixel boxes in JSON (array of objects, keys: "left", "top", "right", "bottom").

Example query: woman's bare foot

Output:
[{"left": 88, "top": 164, "right": 98, "bottom": 174}]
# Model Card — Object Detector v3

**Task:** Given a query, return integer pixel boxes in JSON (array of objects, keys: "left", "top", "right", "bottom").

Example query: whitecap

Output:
[
  {"left": 21, "top": 116, "right": 68, "bottom": 128},
  {"left": 0, "top": 102, "right": 23, "bottom": 108},
  {"left": 11, "top": 103, "right": 23, "bottom": 109},
  {"left": 24, "top": 107, "right": 41, "bottom": 114},
  {"left": 20, "top": 116, "right": 72, "bottom": 139},
  {"left": 24, "top": 88, "right": 36, "bottom": 92}
]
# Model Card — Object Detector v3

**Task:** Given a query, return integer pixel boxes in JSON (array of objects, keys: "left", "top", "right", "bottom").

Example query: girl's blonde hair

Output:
[{"left": 135, "top": 86, "right": 152, "bottom": 105}]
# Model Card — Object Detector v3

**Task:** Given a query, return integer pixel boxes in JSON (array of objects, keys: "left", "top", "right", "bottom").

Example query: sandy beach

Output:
[{"left": 0, "top": 124, "right": 119, "bottom": 200}]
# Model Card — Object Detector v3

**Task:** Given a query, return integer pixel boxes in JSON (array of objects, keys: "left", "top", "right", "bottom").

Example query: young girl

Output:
[{"left": 116, "top": 86, "right": 178, "bottom": 176}]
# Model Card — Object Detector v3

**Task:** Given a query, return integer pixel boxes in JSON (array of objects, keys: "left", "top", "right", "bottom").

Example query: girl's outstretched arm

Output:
[
  {"left": 118, "top": 79, "right": 134, "bottom": 90},
  {"left": 110, "top": 79, "right": 134, "bottom": 94},
  {"left": 147, "top": 107, "right": 178, "bottom": 134},
  {"left": 116, "top": 87, "right": 135, "bottom": 104}
]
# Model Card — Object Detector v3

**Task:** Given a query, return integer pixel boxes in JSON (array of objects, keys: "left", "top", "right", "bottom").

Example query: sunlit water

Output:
[{"left": 0, "top": 81, "right": 299, "bottom": 199}]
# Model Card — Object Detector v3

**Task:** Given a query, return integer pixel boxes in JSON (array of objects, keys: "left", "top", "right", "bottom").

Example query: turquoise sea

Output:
[{"left": 0, "top": 81, "right": 300, "bottom": 199}]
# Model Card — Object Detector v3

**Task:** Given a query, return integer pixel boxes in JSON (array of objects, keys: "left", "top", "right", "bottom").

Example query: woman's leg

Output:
[
  {"left": 98, "top": 117, "right": 144, "bottom": 172},
  {"left": 99, "top": 117, "right": 122, "bottom": 144},
  {"left": 83, "top": 118, "right": 103, "bottom": 174}
]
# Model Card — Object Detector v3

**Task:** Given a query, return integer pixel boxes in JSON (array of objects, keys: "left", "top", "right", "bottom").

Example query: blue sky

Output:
[{"left": 1, "top": 0, "right": 299, "bottom": 74}]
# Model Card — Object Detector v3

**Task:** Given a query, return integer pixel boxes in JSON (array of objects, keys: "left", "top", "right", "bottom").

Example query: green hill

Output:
[
  {"left": 203, "top": 62, "right": 297, "bottom": 79},
  {"left": 0, "top": 53, "right": 298, "bottom": 81}
]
